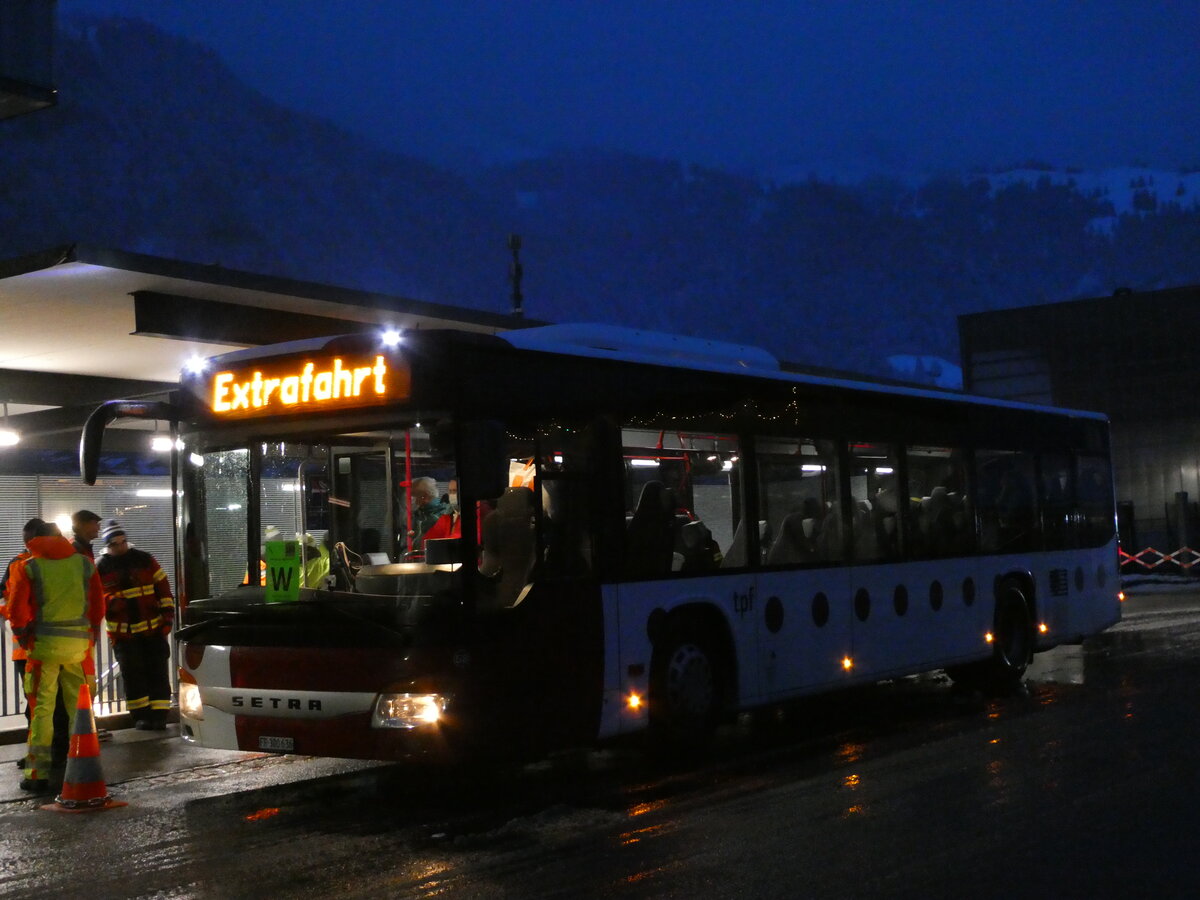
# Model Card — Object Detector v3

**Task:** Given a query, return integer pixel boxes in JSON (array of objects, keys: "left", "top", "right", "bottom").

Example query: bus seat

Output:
[
  {"left": 766, "top": 512, "right": 809, "bottom": 565},
  {"left": 481, "top": 486, "right": 537, "bottom": 607},
  {"left": 675, "top": 519, "right": 716, "bottom": 573},
  {"left": 721, "top": 518, "right": 748, "bottom": 568}
]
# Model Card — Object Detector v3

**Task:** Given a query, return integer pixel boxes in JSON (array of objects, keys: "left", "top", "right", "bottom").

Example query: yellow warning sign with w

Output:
[{"left": 264, "top": 540, "right": 301, "bottom": 603}]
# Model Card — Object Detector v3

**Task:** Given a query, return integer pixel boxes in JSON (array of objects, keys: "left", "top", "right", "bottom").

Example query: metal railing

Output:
[{"left": 2, "top": 625, "right": 178, "bottom": 736}]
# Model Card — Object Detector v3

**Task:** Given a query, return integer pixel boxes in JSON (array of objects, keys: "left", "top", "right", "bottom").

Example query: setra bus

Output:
[{"left": 80, "top": 324, "right": 1121, "bottom": 760}]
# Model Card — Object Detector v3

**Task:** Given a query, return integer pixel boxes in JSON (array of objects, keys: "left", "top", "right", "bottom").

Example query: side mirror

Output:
[{"left": 458, "top": 420, "right": 507, "bottom": 499}]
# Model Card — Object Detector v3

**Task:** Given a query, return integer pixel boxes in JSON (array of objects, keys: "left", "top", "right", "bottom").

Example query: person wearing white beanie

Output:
[{"left": 96, "top": 521, "right": 175, "bottom": 730}]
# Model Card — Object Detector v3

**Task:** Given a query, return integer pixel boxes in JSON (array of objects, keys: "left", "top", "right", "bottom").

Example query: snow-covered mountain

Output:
[{"left": 3, "top": 16, "right": 1199, "bottom": 384}]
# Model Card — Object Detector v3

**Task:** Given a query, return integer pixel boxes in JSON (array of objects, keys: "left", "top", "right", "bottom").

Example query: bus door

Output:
[
  {"left": 258, "top": 443, "right": 333, "bottom": 588},
  {"left": 616, "top": 429, "right": 754, "bottom": 711},
  {"left": 753, "top": 437, "right": 852, "bottom": 698},
  {"left": 467, "top": 423, "right": 605, "bottom": 751}
]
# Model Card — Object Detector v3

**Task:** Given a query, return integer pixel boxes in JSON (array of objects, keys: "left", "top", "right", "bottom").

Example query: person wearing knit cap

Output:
[
  {"left": 99, "top": 519, "right": 125, "bottom": 546},
  {"left": 96, "top": 520, "right": 175, "bottom": 730}
]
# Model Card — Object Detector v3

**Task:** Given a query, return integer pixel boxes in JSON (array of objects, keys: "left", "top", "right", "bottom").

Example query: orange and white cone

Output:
[{"left": 41, "top": 682, "right": 126, "bottom": 813}]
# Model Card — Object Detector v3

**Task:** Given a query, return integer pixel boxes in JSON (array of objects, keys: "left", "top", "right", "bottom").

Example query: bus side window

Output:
[
  {"left": 976, "top": 450, "right": 1038, "bottom": 553},
  {"left": 904, "top": 445, "right": 971, "bottom": 559},
  {"left": 757, "top": 437, "right": 840, "bottom": 565},
  {"left": 1077, "top": 455, "right": 1114, "bottom": 547},
  {"left": 848, "top": 442, "right": 901, "bottom": 562},
  {"left": 620, "top": 427, "right": 738, "bottom": 579},
  {"left": 1038, "top": 452, "right": 1075, "bottom": 550}
]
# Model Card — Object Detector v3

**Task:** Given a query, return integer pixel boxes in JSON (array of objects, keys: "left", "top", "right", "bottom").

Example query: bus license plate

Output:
[{"left": 258, "top": 735, "right": 294, "bottom": 752}]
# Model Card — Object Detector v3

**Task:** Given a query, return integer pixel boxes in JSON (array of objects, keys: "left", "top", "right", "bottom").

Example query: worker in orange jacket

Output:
[
  {"left": 7, "top": 522, "right": 105, "bottom": 793},
  {"left": 0, "top": 518, "right": 72, "bottom": 774},
  {"left": 96, "top": 520, "right": 175, "bottom": 730}
]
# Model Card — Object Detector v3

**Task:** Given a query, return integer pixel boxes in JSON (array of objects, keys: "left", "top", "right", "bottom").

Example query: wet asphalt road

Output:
[{"left": 2, "top": 590, "right": 1198, "bottom": 899}]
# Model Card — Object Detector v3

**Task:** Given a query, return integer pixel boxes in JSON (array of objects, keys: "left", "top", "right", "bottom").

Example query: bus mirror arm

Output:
[{"left": 79, "top": 399, "right": 179, "bottom": 485}]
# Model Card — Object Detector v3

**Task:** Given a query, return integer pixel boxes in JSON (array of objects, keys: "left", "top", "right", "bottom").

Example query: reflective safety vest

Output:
[
  {"left": 7, "top": 536, "right": 104, "bottom": 662},
  {"left": 24, "top": 555, "right": 93, "bottom": 641}
]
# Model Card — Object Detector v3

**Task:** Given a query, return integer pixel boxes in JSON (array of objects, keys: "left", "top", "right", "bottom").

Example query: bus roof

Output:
[{"left": 497, "top": 323, "right": 1108, "bottom": 423}]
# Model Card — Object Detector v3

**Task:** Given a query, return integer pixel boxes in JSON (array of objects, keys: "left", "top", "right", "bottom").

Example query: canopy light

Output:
[
  {"left": 151, "top": 436, "right": 185, "bottom": 452},
  {"left": 184, "top": 355, "right": 208, "bottom": 376},
  {"left": 135, "top": 489, "right": 174, "bottom": 499},
  {"left": 380, "top": 328, "right": 403, "bottom": 348}
]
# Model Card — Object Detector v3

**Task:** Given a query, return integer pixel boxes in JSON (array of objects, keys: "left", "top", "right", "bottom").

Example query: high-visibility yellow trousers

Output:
[{"left": 24, "top": 641, "right": 95, "bottom": 781}]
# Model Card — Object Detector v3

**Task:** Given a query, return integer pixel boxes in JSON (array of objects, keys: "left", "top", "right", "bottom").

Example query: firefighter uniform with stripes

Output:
[
  {"left": 6, "top": 524, "right": 105, "bottom": 791},
  {"left": 96, "top": 520, "right": 175, "bottom": 730}
]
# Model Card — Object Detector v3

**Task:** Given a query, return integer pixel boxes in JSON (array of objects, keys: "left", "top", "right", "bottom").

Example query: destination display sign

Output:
[{"left": 206, "top": 353, "right": 409, "bottom": 419}]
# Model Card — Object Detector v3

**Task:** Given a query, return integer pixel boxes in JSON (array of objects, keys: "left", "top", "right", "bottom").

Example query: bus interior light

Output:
[
  {"left": 371, "top": 693, "right": 445, "bottom": 729},
  {"left": 626, "top": 691, "right": 643, "bottom": 711},
  {"left": 630, "top": 458, "right": 660, "bottom": 468}
]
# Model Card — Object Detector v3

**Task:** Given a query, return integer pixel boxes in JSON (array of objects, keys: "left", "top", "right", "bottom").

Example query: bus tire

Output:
[
  {"left": 947, "top": 585, "right": 1033, "bottom": 693},
  {"left": 988, "top": 585, "right": 1034, "bottom": 688},
  {"left": 649, "top": 621, "right": 723, "bottom": 750}
]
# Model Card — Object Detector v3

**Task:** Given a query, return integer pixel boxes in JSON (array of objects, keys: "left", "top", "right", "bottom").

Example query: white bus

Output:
[{"left": 81, "top": 324, "right": 1121, "bottom": 759}]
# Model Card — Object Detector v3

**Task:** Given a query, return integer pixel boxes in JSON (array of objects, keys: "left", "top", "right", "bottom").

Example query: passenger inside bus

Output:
[
  {"left": 624, "top": 480, "right": 677, "bottom": 579},
  {"left": 766, "top": 497, "right": 824, "bottom": 564},
  {"left": 480, "top": 485, "right": 537, "bottom": 608}
]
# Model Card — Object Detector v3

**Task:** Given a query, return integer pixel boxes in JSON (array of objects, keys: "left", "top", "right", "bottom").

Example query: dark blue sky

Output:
[{"left": 67, "top": 1, "right": 1200, "bottom": 176}]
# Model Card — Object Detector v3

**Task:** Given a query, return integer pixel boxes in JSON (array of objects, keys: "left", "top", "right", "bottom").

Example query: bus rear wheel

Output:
[
  {"left": 649, "top": 624, "right": 722, "bottom": 749},
  {"left": 948, "top": 586, "right": 1033, "bottom": 693}
]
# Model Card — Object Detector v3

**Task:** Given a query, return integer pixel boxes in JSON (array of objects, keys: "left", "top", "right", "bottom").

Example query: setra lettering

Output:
[{"left": 230, "top": 695, "right": 324, "bottom": 711}]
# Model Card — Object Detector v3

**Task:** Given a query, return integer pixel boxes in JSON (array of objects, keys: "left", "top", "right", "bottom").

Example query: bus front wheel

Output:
[{"left": 649, "top": 623, "right": 722, "bottom": 749}]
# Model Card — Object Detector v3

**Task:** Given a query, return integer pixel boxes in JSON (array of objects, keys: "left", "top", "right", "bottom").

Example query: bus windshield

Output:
[{"left": 180, "top": 425, "right": 463, "bottom": 607}]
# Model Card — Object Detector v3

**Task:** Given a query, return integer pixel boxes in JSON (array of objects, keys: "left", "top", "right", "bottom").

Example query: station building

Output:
[{"left": 958, "top": 285, "right": 1200, "bottom": 558}]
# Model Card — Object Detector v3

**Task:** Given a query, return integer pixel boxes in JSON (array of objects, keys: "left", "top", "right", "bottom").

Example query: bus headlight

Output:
[
  {"left": 179, "top": 681, "right": 204, "bottom": 720},
  {"left": 371, "top": 693, "right": 445, "bottom": 729}
]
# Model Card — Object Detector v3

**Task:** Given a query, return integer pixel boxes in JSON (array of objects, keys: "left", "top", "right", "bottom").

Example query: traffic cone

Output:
[{"left": 41, "top": 682, "right": 126, "bottom": 813}]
